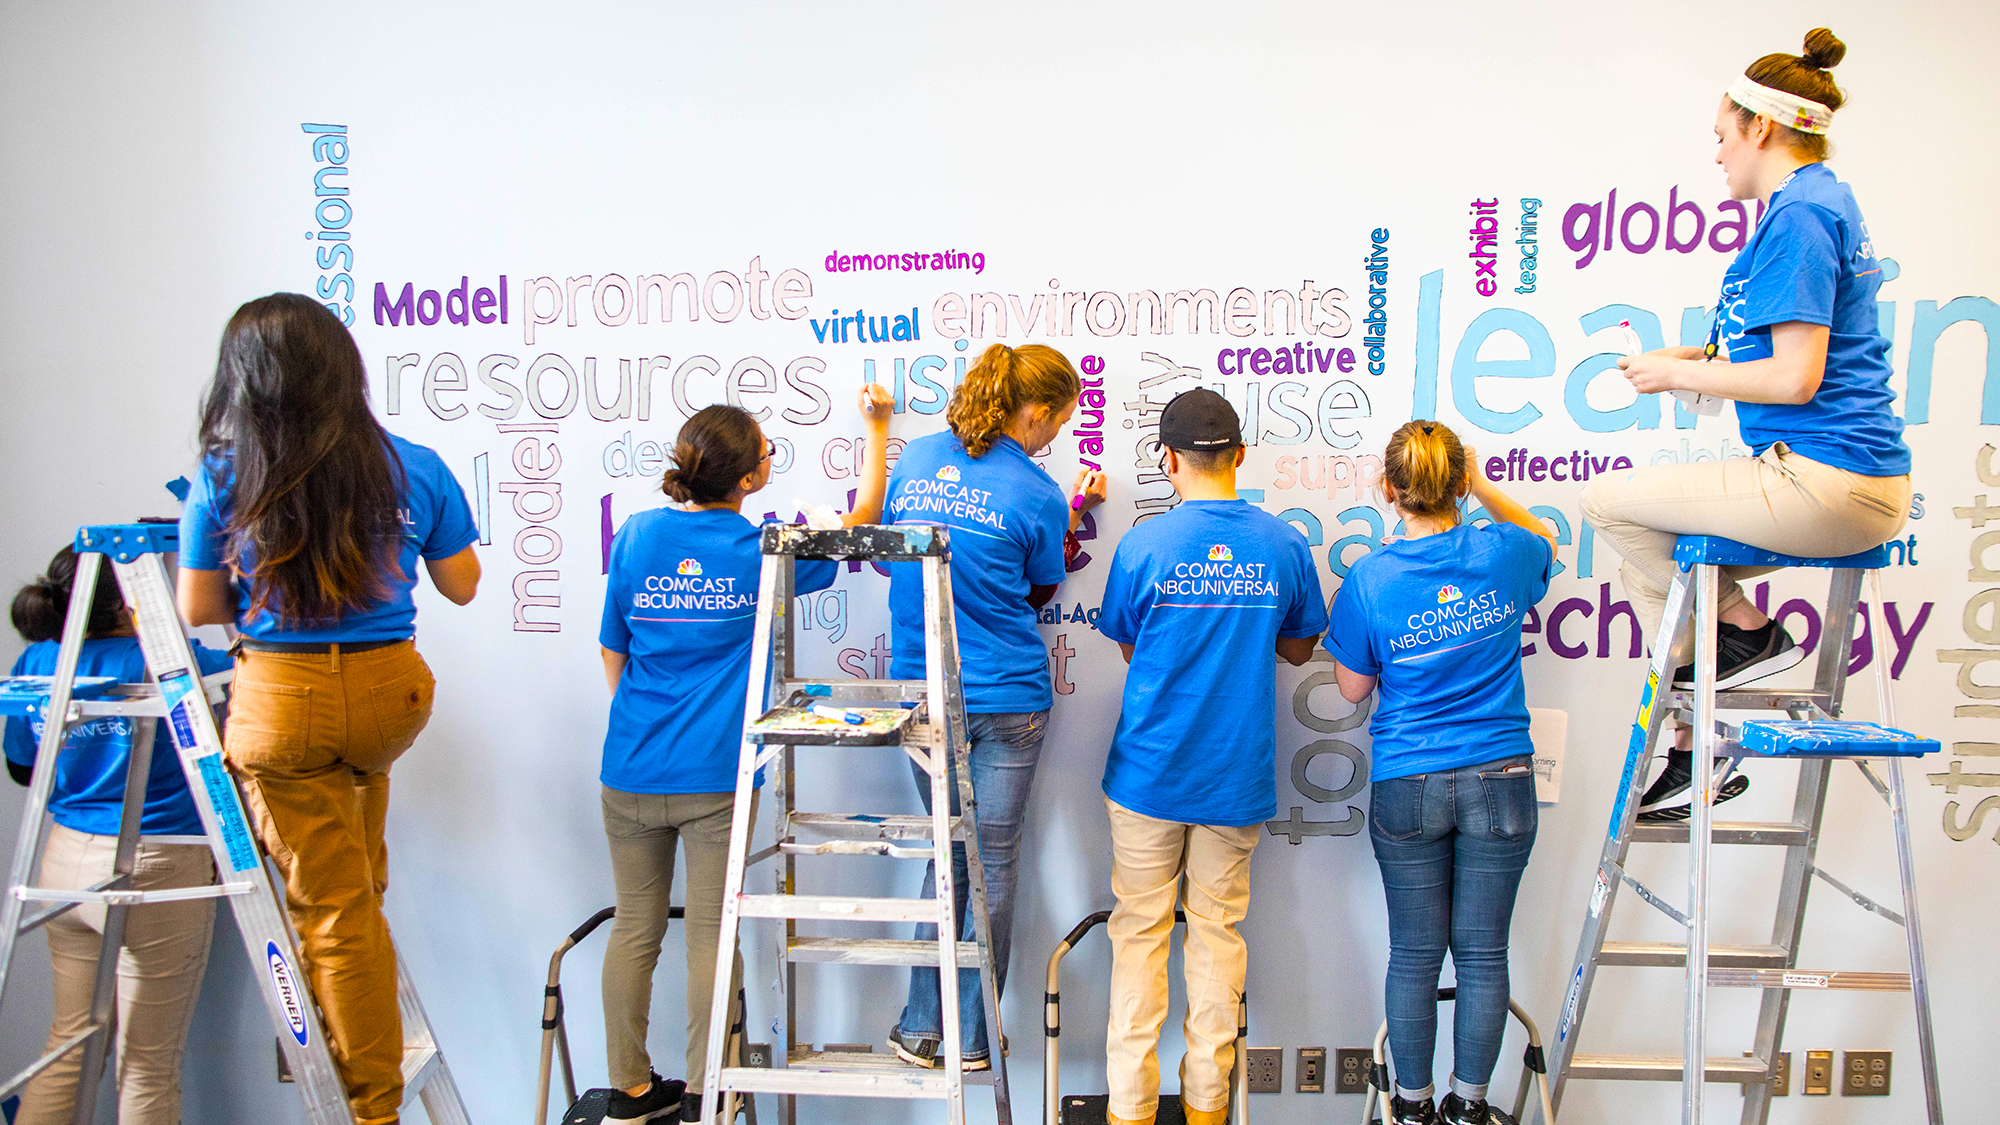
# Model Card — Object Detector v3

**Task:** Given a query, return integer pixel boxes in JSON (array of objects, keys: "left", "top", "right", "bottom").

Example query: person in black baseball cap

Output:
[{"left": 1093, "top": 384, "right": 1326, "bottom": 1125}]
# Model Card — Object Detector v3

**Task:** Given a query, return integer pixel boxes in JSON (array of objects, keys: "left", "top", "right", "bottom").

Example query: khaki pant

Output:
[
  {"left": 599, "top": 787, "right": 752, "bottom": 1093},
  {"left": 1579, "top": 444, "right": 1909, "bottom": 661},
  {"left": 1105, "top": 798, "right": 1258, "bottom": 1121},
  {"left": 226, "top": 641, "right": 435, "bottom": 1125},
  {"left": 16, "top": 826, "right": 217, "bottom": 1125}
]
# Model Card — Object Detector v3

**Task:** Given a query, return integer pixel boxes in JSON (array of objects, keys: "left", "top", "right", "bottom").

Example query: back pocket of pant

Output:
[
  {"left": 226, "top": 681, "right": 312, "bottom": 768},
  {"left": 1478, "top": 770, "right": 1539, "bottom": 841},
  {"left": 367, "top": 660, "right": 435, "bottom": 767}
]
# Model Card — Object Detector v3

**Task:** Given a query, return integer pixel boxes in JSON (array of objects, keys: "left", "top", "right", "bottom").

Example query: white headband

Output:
[{"left": 1727, "top": 74, "right": 1832, "bottom": 135}]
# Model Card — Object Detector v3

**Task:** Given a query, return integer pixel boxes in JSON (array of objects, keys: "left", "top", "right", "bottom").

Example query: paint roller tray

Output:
[
  {"left": 748, "top": 692, "right": 919, "bottom": 745},
  {"left": 0, "top": 675, "right": 119, "bottom": 718},
  {"left": 1737, "top": 719, "right": 1939, "bottom": 758}
]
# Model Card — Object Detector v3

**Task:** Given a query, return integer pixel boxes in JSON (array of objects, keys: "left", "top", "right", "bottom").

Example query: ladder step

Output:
[
  {"left": 789, "top": 813, "right": 962, "bottom": 841},
  {"left": 783, "top": 678, "right": 928, "bottom": 704},
  {"left": 789, "top": 937, "right": 985, "bottom": 966},
  {"left": 738, "top": 894, "right": 945, "bottom": 923},
  {"left": 1668, "top": 688, "right": 1832, "bottom": 712},
  {"left": 777, "top": 840, "right": 933, "bottom": 859},
  {"left": 717, "top": 1050, "right": 996, "bottom": 1098},
  {"left": 400, "top": 1046, "right": 442, "bottom": 1107},
  {"left": 1566, "top": 1054, "right": 1770, "bottom": 1083},
  {"left": 1629, "top": 819, "right": 1809, "bottom": 846},
  {"left": 1708, "top": 968, "right": 1911, "bottom": 992},
  {"left": 748, "top": 704, "right": 918, "bottom": 746},
  {"left": 1599, "top": 941, "right": 1789, "bottom": 969}
]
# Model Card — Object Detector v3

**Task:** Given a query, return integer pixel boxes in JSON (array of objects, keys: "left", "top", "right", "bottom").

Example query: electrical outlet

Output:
[
  {"left": 1842, "top": 1050, "right": 1890, "bottom": 1096},
  {"left": 1803, "top": 1050, "right": 1833, "bottom": 1095},
  {"left": 1297, "top": 1047, "right": 1326, "bottom": 1093},
  {"left": 745, "top": 1042, "right": 772, "bottom": 1068},
  {"left": 1246, "top": 1047, "right": 1283, "bottom": 1093},
  {"left": 276, "top": 1038, "right": 293, "bottom": 1083},
  {"left": 1334, "top": 1048, "right": 1373, "bottom": 1094}
]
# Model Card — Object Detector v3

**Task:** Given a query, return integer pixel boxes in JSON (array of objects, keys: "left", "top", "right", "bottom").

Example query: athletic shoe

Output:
[
  {"left": 1638, "top": 755, "right": 1751, "bottom": 822},
  {"left": 1390, "top": 1093, "right": 1439, "bottom": 1124},
  {"left": 1440, "top": 1092, "right": 1516, "bottom": 1124},
  {"left": 1672, "top": 622, "right": 1804, "bottom": 690},
  {"left": 603, "top": 1072, "right": 684, "bottom": 1124},
  {"left": 886, "top": 1027, "right": 991, "bottom": 1070}
]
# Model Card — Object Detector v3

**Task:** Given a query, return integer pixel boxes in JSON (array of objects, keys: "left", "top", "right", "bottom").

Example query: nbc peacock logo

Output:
[
  {"left": 1209, "top": 545, "right": 1233, "bottom": 561},
  {"left": 1437, "top": 584, "right": 1463, "bottom": 603},
  {"left": 936, "top": 465, "right": 961, "bottom": 482},
  {"left": 677, "top": 559, "right": 702, "bottom": 576}
]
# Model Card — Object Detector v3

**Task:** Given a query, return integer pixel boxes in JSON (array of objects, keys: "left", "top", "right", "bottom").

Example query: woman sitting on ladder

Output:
[{"left": 1580, "top": 27, "right": 1912, "bottom": 823}]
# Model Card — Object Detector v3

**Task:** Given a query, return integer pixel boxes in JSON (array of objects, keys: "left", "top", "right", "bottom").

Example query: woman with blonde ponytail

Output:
[
  {"left": 884, "top": 342, "right": 1107, "bottom": 1070},
  {"left": 1328, "top": 420, "right": 1555, "bottom": 1125},
  {"left": 594, "top": 385, "right": 893, "bottom": 1123}
]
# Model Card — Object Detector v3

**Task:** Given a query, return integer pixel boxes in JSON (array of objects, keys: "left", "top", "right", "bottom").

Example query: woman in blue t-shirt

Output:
[
  {"left": 1330, "top": 420, "right": 1556, "bottom": 1125},
  {"left": 595, "top": 384, "right": 892, "bottom": 1125},
  {"left": 177, "top": 293, "right": 481, "bottom": 1125},
  {"left": 1580, "top": 28, "right": 1911, "bottom": 822},
  {"left": 882, "top": 343, "right": 1106, "bottom": 1071},
  {"left": 6, "top": 545, "right": 230, "bottom": 1125}
]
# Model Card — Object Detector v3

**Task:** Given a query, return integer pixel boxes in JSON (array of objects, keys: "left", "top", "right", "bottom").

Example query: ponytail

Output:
[
  {"left": 1382, "top": 420, "right": 1466, "bottom": 522},
  {"left": 10, "top": 545, "right": 124, "bottom": 643},
  {"left": 1734, "top": 28, "right": 1848, "bottom": 162},
  {"left": 662, "top": 405, "right": 765, "bottom": 505},
  {"left": 945, "top": 344, "right": 1082, "bottom": 458}
]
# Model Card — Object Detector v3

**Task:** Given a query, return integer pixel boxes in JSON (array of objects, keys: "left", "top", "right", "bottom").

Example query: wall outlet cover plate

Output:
[
  {"left": 1334, "top": 1048, "right": 1373, "bottom": 1095},
  {"left": 1842, "top": 1050, "right": 1891, "bottom": 1096},
  {"left": 1246, "top": 1047, "right": 1283, "bottom": 1094},
  {"left": 1297, "top": 1047, "right": 1327, "bottom": 1093}
]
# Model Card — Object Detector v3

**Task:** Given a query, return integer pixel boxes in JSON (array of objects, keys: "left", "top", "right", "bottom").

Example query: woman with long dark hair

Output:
[{"left": 177, "top": 292, "right": 480, "bottom": 1125}]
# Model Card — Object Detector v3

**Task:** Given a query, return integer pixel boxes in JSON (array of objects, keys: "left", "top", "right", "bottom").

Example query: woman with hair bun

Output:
[
  {"left": 6, "top": 545, "right": 231, "bottom": 1125},
  {"left": 1581, "top": 28, "right": 1911, "bottom": 823},
  {"left": 1329, "top": 420, "right": 1556, "bottom": 1125},
  {"left": 884, "top": 342, "right": 1107, "bottom": 1070},
  {"left": 595, "top": 384, "right": 892, "bottom": 1124}
]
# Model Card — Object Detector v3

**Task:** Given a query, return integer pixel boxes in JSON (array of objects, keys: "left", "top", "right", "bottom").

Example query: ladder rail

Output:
[
  {"left": 1684, "top": 564, "right": 1720, "bottom": 1125},
  {"left": 923, "top": 553, "right": 969, "bottom": 1122}
]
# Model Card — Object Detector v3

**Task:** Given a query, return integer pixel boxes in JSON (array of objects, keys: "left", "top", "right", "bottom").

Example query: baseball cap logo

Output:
[
  {"left": 936, "top": 465, "right": 961, "bottom": 482},
  {"left": 1209, "top": 545, "right": 1233, "bottom": 561},
  {"left": 678, "top": 559, "right": 703, "bottom": 576},
  {"left": 1437, "top": 584, "right": 1463, "bottom": 603}
]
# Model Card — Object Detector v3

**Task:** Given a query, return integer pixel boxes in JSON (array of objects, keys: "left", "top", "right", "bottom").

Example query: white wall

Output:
[{"left": 3, "top": 3, "right": 1996, "bottom": 1122}]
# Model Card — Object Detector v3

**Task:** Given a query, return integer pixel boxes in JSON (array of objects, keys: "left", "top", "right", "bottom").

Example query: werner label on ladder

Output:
[
  {"left": 0, "top": 524, "right": 473, "bottom": 1125},
  {"left": 1550, "top": 535, "right": 1945, "bottom": 1125}
]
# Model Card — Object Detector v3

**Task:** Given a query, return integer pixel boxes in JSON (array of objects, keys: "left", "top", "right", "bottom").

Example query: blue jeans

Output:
[
  {"left": 895, "top": 709, "right": 1049, "bottom": 1055},
  {"left": 1370, "top": 754, "right": 1537, "bottom": 1094}
]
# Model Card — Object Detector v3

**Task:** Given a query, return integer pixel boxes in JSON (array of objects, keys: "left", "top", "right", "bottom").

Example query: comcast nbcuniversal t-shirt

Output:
[
  {"left": 885, "top": 432, "right": 1069, "bottom": 713},
  {"left": 599, "top": 506, "right": 835, "bottom": 794},
  {"left": 1327, "top": 522, "right": 1552, "bottom": 783},
  {"left": 1097, "top": 499, "right": 1327, "bottom": 827}
]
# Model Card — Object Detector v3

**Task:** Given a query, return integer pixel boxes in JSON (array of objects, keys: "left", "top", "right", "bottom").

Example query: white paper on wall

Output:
[{"left": 1529, "top": 707, "right": 1567, "bottom": 804}]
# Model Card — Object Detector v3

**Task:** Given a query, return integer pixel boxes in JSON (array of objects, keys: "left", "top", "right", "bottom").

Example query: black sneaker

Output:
[
  {"left": 886, "top": 1027, "right": 991, "bottom": 1071},
  {"left": 1440, "top": 1092, "right": 1516, "bottom": 1124},
  {"left": 1638, "top": 756, "right": 1750, "bottom": 822},
  {"left": 603, "top": 1073, "right": 684, "bottom": 1124},
  {"left": 1672, "top": 622, "right": 1803, "bottom": 690},
  {"left": 1391, "top": 1092, "right": 1438, "bottom": 1124}
]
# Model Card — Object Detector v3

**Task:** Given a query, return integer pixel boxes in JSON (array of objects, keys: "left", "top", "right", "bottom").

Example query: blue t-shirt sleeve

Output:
[
  {"left": 177, "top": 465, "right": 230, "bottom": 571},
  {"left": 1280, "top": 536, "right": 1330, "bottom": 639},
  {"left": 416, "top": 455, "right": 480, "bottom": 560},
  {"left": 1096, "top": 543, "right": 1142, "bottom": 646},
  {"left": 3, "top": 652, "right": 30, "bottom": 766},
  {"left": 599, "top": 526, "right": 634, "bottom": 654},
  {"left": 192, "top": 642, "right": 233, "bottom": 676},
  {"left": 796, "top": 559, "right": 838, "bottom": 596},
  {"left": 1741, "top": 203, "right": 1840, "bottom": 331},
  {"left": 1522, "top": 528, "right": 1555, "bottom": 603},
  {"left": 1326, "top": 577, "right": 1378, "bottom": 676},
  {"left": 1024, "top": 490, "right": 1068, "bottom": 587}
]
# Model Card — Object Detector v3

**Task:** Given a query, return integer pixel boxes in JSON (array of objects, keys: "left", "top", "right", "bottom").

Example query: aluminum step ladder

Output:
[
  {"left": 0, "top": 523, "right": 473, "bottom": 1125},
  {"left": 699, "top": 524, "right": 1013, "bottom": 1125},
  {"left": 1549, "top": 535, "right": 1943, "bottom": 1125}
]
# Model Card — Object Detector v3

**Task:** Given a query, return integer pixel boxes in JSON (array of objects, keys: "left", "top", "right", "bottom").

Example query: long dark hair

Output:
[
  {"left": 198, "top": 293, "right": 405, "bottom": 623},
  {"left": 662, "top": 405, "right": 765, "bottom": 505},
  {"left": 11, "top": 545, "right": 124, "bottom": 643}
]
